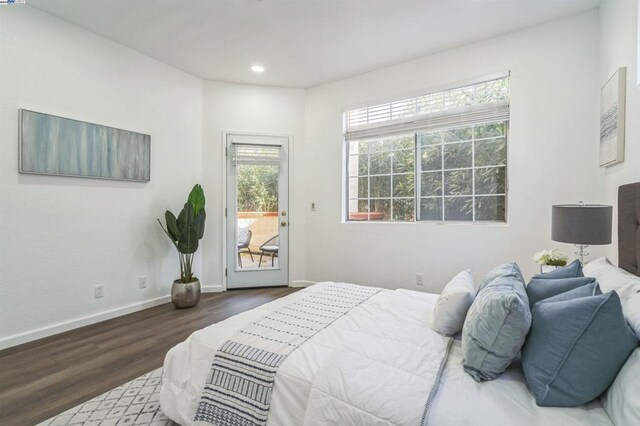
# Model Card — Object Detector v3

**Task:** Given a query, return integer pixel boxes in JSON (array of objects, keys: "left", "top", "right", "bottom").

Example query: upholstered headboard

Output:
[{"left": 618, "top": 182, "right": 640, "bottom": 276}]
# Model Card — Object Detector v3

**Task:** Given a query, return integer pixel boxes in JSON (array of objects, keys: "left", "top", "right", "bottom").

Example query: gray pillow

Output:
[
  {"left": 533, "top": 259, "right": 584, "bottom": 279},
  {"left": 522, "top": 291, "right": 639, "bottom": 407},
  {"left": 526, "top": 276, "right": 596, "bottom": 307},
  {"left": 477, "top": 262, "right": 525, "bottom": 292},
  {"left": 462, "top": 262, "right": 531, "bottom": 382}
]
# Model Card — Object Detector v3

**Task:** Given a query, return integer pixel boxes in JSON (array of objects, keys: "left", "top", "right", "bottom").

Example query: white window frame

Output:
[
  {"left": 414, "top": 122, "right": 509, "bottom": 222},
  {"left": 346, "top": 134, "right": 417, "bottom": 222},
  {"left": 343, "top": 73, "right": 510, "bottom": 224}
]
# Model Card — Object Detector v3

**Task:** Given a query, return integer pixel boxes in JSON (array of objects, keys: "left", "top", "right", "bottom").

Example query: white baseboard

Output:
[
  {"left": 1, "top": 281, "right": 308, "bottom": 351},
  {"left": 202, "top": 285, "right": 224, "bottom": 293},
  {"left": 290, "top": 280, "right": 316, "bottom": 288},
  {"left": 0, "top": 295, "right": 171, "bottom": 351}
]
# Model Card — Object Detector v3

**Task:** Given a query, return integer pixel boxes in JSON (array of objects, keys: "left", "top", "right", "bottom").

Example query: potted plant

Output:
[
  {"left": 158, "top": 184, "right": 206, "bottom": 308},
  {"left": 533, "top": 249, "right": 569, "bottom": 274}
]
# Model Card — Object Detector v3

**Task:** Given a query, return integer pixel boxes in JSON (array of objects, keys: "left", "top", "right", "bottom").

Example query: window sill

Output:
[{"left": 341, "top": 219, "right": 509, "bottom": 227}]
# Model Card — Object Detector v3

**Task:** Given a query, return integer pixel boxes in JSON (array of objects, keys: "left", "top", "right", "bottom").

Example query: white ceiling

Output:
[{"left": 29, "top": 0, "right": 601, "bottom": 88}]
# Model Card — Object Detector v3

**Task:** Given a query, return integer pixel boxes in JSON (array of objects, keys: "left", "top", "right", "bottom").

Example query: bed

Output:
[{"left": 160, "top": 183, "right": 640, "bottom": 425}]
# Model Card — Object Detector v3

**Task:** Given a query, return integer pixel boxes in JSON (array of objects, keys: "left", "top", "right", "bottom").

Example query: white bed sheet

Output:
[{"left": 160, "top": 284, "right": 613, "bottom": 425}]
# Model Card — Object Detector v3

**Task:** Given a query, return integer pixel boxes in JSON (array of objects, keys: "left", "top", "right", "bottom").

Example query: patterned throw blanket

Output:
[{"left": 193, "top": 283, "right": 381, "bottom": 426}]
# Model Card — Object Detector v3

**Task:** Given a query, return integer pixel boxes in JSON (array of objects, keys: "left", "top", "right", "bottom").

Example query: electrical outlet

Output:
[
  {"left": 139, "top": 277, "right": 148, "bottom": 289},
  {"left": 94, "top": 284, "right": 104, "bottom": 298},
  {"left": 416, "top": 273, "right": 424, "bottom": 286}
]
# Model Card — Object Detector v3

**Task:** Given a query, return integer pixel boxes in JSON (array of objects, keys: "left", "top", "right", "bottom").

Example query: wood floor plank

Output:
[{"left": 0, "top": 287, "right": 299, "bottom": 426}]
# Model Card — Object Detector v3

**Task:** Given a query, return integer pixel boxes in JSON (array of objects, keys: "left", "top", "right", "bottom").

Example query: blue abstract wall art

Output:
[{"left": 20, "top": 110, "right": 150, "bottom": 182}]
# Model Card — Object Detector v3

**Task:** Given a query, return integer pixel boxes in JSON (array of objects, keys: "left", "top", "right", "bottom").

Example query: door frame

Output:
[{"left": 220, "top": 130, "right": 294, "bottom": 290}]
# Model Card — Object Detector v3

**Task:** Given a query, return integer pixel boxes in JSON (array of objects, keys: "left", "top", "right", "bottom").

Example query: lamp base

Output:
[{"left": 574, "top": 244, "right": 589, "bottom": 266}]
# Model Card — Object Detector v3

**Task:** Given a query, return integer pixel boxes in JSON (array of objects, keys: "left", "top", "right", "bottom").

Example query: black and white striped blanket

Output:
[{"left": 193, "top": 283, "right": 381, "bottom": 426}]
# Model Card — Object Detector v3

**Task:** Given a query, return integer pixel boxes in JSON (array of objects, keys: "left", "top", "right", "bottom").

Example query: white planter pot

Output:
[{"left": 540, "top": 265, "right": 560, "bottom": 274}]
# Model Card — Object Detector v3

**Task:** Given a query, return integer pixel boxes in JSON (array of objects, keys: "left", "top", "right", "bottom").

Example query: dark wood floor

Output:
[{"left": 0, "top": 287, "right": 299, "bottom": 426}]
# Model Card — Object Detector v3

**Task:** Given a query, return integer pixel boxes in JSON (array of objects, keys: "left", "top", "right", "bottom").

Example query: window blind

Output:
[
  {"left": 344, "top": 73, "right": 510, "bottom": 141},
  {"left": 232, "top": 144, "right": 281, "bottom": 166}
]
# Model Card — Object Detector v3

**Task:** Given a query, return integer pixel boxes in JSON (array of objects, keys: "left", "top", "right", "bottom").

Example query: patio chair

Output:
[
  {"left": 237, "top": 228, "right": 253, "bottom": 268},
  {"left": 258, "top": 235, "right": 278, "bottom": 267}
]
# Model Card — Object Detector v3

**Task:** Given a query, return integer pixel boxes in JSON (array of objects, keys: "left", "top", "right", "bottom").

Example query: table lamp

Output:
[{"left": 551, "top": 203, "right": 612, "bottom": 265}]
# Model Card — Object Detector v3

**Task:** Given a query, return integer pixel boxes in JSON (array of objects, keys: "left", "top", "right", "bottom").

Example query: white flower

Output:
[{"left": 533, "top": 249, "right": 569, "bottom": 266}]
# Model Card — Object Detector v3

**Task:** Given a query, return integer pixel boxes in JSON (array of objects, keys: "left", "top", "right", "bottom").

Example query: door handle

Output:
[{"left": 281, "top": 221, "right": 287, "bottom": 227}]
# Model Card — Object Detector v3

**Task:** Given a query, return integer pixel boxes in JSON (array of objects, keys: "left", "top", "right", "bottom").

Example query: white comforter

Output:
[{"left": 161, "top": 283, "right": 613, "bottom": 425}]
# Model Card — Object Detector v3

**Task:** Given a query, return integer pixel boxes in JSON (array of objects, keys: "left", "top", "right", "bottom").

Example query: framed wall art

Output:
[
  {"left": 599, "top": 67, "right": 626, "bottom": 167},
  {"left": 19, "top": 109, "right": 151, "bottom": 182}
]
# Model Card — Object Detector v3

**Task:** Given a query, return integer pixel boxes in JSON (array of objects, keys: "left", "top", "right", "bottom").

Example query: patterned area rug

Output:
[{"left": 38, "top": 368, "right": 177, "bottom": 426}]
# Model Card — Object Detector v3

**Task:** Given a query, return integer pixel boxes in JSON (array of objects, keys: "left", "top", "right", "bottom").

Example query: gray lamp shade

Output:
[{"left": 551, "top": 204, "right": 613, "bottom": 245}]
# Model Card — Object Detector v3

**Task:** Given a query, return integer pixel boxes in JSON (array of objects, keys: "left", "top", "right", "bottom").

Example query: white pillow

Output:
[
  {"left": 431, "top": 270, "right": 476, "bottom": 336},
  {"left": 623, "top": 293, "right": 640, "bottom": 339},
  {"left": 583, "top": 257, "right": 640, "bottom": 300},
  {"left": 601, "top": 348, "right": 640, "bottom": 426}
]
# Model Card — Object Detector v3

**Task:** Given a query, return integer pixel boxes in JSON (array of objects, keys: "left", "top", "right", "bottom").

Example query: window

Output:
[
  {"left": 345, "top": 73, "right": 509, "bottom": 222},
  {"left": 348, "top": 134, "right": 416, "bottom": 221}
]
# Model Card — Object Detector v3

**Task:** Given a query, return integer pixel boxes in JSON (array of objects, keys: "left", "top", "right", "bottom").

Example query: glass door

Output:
[{"left": 226, "top": 133, "right": 289, "bottom": 288}]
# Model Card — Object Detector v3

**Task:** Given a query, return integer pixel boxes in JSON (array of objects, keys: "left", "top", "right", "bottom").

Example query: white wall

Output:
[
  {"left": 201, "top": 82, "right": 306, "bottom": 289},
  {"left": 0, "top": 5, "right": 618, "bottom": 348},
  {"left": 0, "top": 6, "right": 204, "bottom": 347},
  {"left": 599, "top": 0, "right": 640, "bottom": 263},
  {"left": 304, "top": 11, "right": 607, "bottom": 293}
]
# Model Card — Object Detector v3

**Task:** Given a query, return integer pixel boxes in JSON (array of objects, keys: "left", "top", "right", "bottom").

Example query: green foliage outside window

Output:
[
  {"left": 237, "top": 165, "right": 278, "bottom": 212},
  {"left": 349, "top": 121, "right": 507, "bottom": 222}
]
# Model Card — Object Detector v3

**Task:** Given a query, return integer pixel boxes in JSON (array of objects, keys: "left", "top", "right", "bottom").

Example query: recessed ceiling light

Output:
[{"left": 251, "top": 65, "right": 265, "bottom": 73}]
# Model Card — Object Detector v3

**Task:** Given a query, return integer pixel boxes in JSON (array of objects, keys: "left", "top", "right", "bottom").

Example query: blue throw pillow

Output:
[
  {"left": 462, "top": 262, "right": 531, "bottom": 382},
  {"left": 537, "top": 282, "right": 602, "bottom": 304},
  {"left": 533, "top": 259, "right": 583, "bottom": 279},
  {"left": 526, "top": 276, "right": 596, "bottom": 307},
  {"left": 522, "top": 291, "right": 639, "bottom": 407}
]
